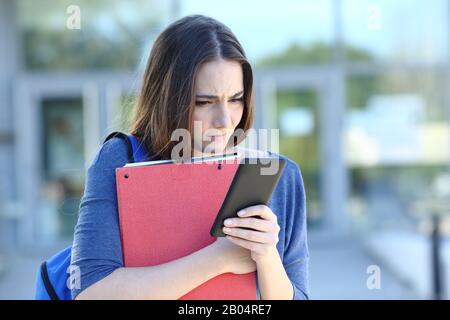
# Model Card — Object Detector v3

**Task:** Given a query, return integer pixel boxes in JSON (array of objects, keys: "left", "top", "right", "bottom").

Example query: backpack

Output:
[{"left": 35, "top": 131, "right": 148, "bottom": 300}]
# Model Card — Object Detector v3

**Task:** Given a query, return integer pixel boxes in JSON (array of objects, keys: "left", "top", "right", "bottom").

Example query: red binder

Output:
[{"left": 115, "top": 159, "right": 258, "bottom": 300}]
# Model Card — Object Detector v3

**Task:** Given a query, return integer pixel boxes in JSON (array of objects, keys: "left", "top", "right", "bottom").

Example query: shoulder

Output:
[
  {"left": 89, "top": 136, "right": 130, "bottom": 171},
  {"left": 235, "top": 146, "right": 301, "bottom": 178},
  {"left": 272, "top": 153, "right": 304, "bottom": 194},
  {"left": 82, "top": 136, "right": 131, "bottom": 194},
  {"left": 276, "top": 153, "right": 303, "bottom": 182}
]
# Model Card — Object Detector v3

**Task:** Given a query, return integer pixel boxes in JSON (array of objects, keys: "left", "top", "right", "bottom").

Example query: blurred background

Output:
[{"left": 0, "top": 0, "right": 449, "bottom": 299}]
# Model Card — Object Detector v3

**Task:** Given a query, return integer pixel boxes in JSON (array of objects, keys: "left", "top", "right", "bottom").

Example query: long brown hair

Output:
[{"left": 129, "top": 15, "right": 254, "bottom": 160}]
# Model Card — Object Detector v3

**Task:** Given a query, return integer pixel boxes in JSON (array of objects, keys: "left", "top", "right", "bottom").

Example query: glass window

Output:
[
  {"left": 344, "top": 71, "right": 450, "bottom": 231},
  {"left": 343, "top": 0, "right": 449, "bottom": 64}
]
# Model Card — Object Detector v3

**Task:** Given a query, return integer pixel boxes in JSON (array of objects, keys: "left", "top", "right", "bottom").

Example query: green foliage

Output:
[
  {"left": 19, "top": 0, "right": 160, "bottom": 70},
  {"left": 258, "top": 42, "right": 333, "bottom": 65},
  {"left": 257, "top": 42, "right": 373, "bottom": 66},
  {"left": 23, "top": 29, "right": 141, "bottom": 70}
]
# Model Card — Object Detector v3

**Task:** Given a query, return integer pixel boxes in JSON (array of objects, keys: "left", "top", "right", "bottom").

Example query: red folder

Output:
[{"left": 115, "top": 159, "right": 258, "bottom": 300}]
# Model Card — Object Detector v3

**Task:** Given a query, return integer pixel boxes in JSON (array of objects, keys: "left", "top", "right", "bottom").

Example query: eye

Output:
[
  {"left": 229, "top": 97, "right": 244, "bottom": 104},
  {"left": 195, "top": 100, "right": 211, "bottom": 106}
]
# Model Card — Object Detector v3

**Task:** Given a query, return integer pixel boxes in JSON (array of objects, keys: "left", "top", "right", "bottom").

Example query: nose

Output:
[{"left": 212, "top": 102, "right": 232, "bottom": 129}]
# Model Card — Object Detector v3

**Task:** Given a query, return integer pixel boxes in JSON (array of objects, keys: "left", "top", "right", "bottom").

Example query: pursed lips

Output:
[{"left": 208, "top": 132, "right": 227, "bottom": 141}]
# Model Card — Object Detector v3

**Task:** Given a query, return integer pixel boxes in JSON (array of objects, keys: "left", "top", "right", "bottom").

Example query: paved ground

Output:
[
  {"left": 363, "top": 230, "right": 450, "bottom": 300},
  {"left": 0, "top": 232, "right": 423, "bottom": 300},
  {"left": 308, "top": 231, "right": 419, "bottom": 299}
]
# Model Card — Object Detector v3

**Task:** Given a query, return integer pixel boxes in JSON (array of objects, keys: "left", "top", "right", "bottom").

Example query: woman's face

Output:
[{"left": 192, "top": 58, "right": 245, "bottom": 157}]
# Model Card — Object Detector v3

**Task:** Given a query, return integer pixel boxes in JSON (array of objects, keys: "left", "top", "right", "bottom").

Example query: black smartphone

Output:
[{"left": 210, "top": 157, "right": 286, "bottom": 237}]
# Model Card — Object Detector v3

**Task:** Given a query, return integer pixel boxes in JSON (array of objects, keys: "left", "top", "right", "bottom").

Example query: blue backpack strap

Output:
[
  {"left": 35, "top": 246, "right": 72, "bottom": 300},
  {"left": 126, "top": 133, "right": 149, "bottom": 162},
  {"left": 103, "top": 131, "right": 135, "bottom": 163},
  {"left": 103, "top": 131, "right": 149, "bottom": 163},
  {"left": 36, "top": 262, "right": 59, "bottom": 300}
]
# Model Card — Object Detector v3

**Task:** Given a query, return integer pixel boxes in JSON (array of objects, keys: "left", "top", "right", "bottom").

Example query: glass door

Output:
[
  {"left": 38, "top": 97, "right": 85, "bottom": 243},
  {"left": 276, "top": 89, "right": 322, "bottom": 226}
]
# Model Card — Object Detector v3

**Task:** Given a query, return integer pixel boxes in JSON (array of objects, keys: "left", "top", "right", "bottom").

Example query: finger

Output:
[
  {"left": 238, "top": 205, "right": 276, "bottom": 221},
  {"left": 224, "top": 217, "right": 274, "bottom": 232},
  {"left": 225, "top": 235, "right": 271, "bottom": 253},
  {"left": 222, "top": 226, "right": 277, "bottom": 245}
]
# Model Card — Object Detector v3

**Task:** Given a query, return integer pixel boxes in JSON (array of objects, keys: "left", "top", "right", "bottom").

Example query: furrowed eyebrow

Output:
[{"left": 195, "top": 90, "right": 244, "bottom": 100}]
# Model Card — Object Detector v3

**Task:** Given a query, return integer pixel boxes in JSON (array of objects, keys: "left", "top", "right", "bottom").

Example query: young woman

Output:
[{"left": 72, "top": 15, "right": 309, "bottom": 300}]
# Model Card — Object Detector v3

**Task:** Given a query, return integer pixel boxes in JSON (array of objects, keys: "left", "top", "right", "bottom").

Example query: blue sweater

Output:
[{"left": 70, "top": 137, "right": 310, "bottom": 299}]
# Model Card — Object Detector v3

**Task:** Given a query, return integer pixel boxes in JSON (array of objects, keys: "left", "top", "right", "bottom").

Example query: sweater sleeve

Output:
[
  {"left": 283, "top": 162, "right": 310, "bottom": 300},
  {"left": 70, "top": 137, "right": 128, "bottom": 299}
]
